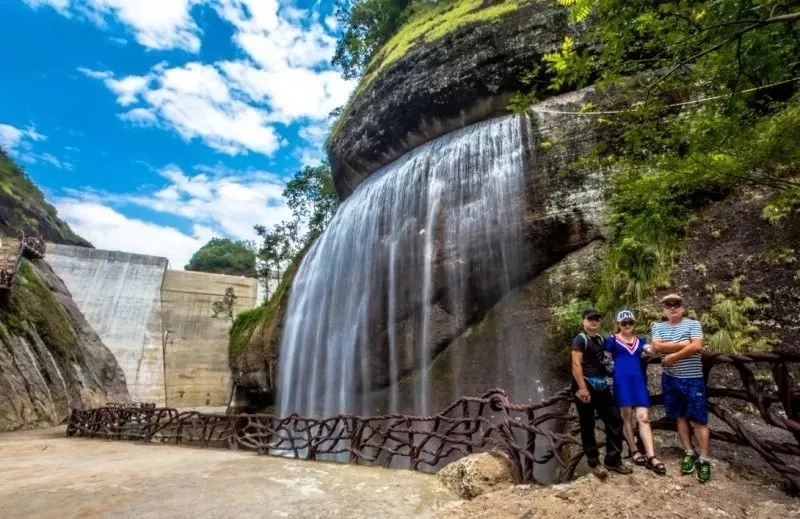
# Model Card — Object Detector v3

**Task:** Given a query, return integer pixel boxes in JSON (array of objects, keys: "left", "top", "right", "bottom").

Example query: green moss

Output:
[
  {"left": 0, "top": 260, "right": 77, "bottom": 353},
  {"left": 328, "top": 0, "right": 525, "bottom": 145},
  {"left": 369, "top": 0, "right": 521, "bottom": 79},
  {"left": 229, "top": 306, "right": 266, "bottom": 357},
  {"left": 228, "top": 248, "right": 306, "bottom": 357}
]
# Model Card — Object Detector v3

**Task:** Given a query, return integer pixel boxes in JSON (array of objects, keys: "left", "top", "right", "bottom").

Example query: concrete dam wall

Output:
[{"left": 46, "top": 243, "right": 258, "bottom": 407}]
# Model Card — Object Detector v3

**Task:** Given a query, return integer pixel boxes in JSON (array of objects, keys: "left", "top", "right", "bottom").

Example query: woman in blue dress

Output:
[{"left": 605, "top": 310, "right": 666, "bottom": 475}]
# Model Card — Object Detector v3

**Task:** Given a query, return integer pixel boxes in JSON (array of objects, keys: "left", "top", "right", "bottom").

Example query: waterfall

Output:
[{"left": 278, "top": 114, "right": 530, "bottom": 418}]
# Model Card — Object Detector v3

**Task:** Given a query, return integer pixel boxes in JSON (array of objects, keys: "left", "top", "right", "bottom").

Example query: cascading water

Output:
[{"left": 278, "top": 114, "right": 533, "bottom": 418}]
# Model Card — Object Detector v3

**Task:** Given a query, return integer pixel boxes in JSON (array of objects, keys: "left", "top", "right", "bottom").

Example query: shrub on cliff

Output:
[{"left": 541, "top": 0, "right": 800, "bottom": 320}]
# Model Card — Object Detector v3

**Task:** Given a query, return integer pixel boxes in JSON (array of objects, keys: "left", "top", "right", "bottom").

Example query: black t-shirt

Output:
[{"left": 571, "top": 332, "right": 607, "bottom": 379}]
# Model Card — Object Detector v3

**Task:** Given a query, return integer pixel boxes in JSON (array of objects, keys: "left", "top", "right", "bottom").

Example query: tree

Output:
[
  {"left": 252, "top": 162, "right": 341, "bottom": 301},
  {"left": 211, "top": 287, "right": 237, "bottom": 322},
  {"left": 540, "top": 0, "right": 800, "bottom": 312},
  {"left": 185, "top": 238, "right": 257, "bottom": 277},
  {"left": 283, "top": 162, "right": 339, "bottom": 240},
  {"left": 332, "top": 0, "right": 414, "bottom": 78}
]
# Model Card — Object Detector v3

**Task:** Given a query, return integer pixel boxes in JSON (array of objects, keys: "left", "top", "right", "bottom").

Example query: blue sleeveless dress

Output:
[{"left": 604, "top": 334, "right": 650, "bottom": 408}]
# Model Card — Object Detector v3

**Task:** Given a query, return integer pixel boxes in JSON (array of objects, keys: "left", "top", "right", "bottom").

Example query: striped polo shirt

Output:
[{"left": 651, "top": 318, "right": 704, "bottom": 379}]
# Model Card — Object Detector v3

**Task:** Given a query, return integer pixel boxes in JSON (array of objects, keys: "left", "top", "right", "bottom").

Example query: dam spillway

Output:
[{"left": 46, "top": 243, "right": 258, "bottom": 406}]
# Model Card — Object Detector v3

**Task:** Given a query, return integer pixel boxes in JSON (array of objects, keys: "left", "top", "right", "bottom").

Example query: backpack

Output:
[{"left": 578, "top": 332, "right": 615, "bottom": 378}]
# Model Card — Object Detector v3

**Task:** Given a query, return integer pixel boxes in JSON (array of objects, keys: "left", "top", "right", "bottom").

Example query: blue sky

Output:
[{"left": 0, "top": 0, "right": 354, "bottom": 268}]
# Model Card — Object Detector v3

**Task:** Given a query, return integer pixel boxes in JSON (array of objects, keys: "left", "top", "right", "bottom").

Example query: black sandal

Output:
[
  {"left": 630, "top": 451, "right": 646, "bottom": 465},
  {"left": 646, "top": 456, "right": 667, "bottom": 475}
]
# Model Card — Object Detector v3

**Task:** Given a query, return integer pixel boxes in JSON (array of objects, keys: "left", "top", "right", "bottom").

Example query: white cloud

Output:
[
  {"left": 0, "top": 123, "right": 72, "bottom": 169},
  {"left": 24, "top": 0, "right": 71, "bottom": 14},
  {"left": 72, "top": 0, "right": 355, "bottom": 157},
  {"left": 0, "top": 123, "right": 46, "bottom": 155},
  {"left": 56, "top": 163, "right": 293, "bottom": 268},
  {"left": 297, "top": 120, "right": 331, "bottom": 165},
  {"left": 219, "top": 61, "right": 352, "bottom": 123},
  {"left": 55, "top": 199, "right": 209, "bottom": 268},
  {"left": 39, "top": 152, "right": 75, "bottom": 171},
  {"left": 25, "top": 0, "right": 202, "bottom": 52},
  {"left": 80, "top": 63, "right": 282, "bottom": 156}
]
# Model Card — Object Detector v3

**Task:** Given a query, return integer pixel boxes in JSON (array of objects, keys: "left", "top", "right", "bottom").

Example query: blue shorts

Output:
[
  {"left": 662, "top": 373, "right": 708, "bottom": 425},
  {"left": 613, "top": 373, "right": 650, "bottom": 408}
]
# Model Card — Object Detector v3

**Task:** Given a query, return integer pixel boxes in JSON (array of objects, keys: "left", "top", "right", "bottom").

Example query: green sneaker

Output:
[
  {"left": 681, "top": 451, "right": 699, "bottom": 474},
  {"left": 695, "top": 459, "right": 711, "bottom": 483}
]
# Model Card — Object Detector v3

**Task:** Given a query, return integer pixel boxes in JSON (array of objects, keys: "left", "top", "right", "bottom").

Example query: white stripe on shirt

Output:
[{"left": 651, "top": 318, "right": 704, "bottom": 379}]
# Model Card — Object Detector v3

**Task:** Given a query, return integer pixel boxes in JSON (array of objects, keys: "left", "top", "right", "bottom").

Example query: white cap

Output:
[{"left": 616, "top": 310, "right": 635, "bottom": 322}]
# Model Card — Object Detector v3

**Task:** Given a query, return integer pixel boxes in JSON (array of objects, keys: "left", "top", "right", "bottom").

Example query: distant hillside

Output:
[{"left": 0, "top": 148, "right": 91, "bottom": 246}]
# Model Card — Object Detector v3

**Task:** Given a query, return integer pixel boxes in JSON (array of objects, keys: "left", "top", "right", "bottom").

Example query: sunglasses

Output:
[
  {"left": 620, "top": 320, "right": 635, "bottom": 326},
  {"left": 585, "top": 316, "right": 601, "bottom": 322},
  {"left": 663, "top": 302, "right": 682, "bottom": 309}
]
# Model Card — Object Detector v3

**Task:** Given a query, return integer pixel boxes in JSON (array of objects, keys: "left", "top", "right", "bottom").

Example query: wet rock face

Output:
[
  {"left": 327, "top": 2, "right": 578, "bottom": 198},
  {"left": 0, "top": 259, "right": 129, "bottom": 430}
]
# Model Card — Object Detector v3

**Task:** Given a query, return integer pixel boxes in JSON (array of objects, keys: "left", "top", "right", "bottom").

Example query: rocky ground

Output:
[{"left": 437, "top": 432, "right": 800, "bottom": 518}]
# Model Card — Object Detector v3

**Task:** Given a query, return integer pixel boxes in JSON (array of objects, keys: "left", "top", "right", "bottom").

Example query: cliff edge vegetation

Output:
[
  {"left": 539, "top": 0, "right": 800, "bottom": 347},
  {"left": 0, "top": 148, "right": 91, "bottom": 246}
]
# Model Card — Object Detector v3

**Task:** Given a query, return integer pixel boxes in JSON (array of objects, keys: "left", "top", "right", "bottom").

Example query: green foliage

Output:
[
  {"left": 185, "top": 238, "right": 256, "bottom": 277},
  {"left": 253, "top": 162, "right": 339, "bottom": 299},
  {"left": 283, "top": 162, "right": 339, "bottom": 241},
  {"left": 556, "top": 0, "right": 592, "bottom": 22},
  {"left": 549, "top": 297, "right": 593, "bottom": 348},
  {"left": 229, "top": 246, "right": 306, "bottom": 357},
  {"left": 331, "top": 0, "right": 523, "bottom": 142},
  {"left": 0, "top": 148, "right": 90, "bottom": 246},
  {"left": 699, "top": 278, "right": 775, "bottom": 353},
  {"left": 542, "top": 36, "right": 591, "bottom": 91},
  {"left": 211, "top": 287, "right": 238, "bottom": 323},
  {"left": 506, "top": 91, "right": 540, "bottom": 114},
  {"left": 0, "top": 260, "right": 77, "bottom": 351},
  {"left": 228, "top": 305, "right": 265, "bottom": 357},
  {"left": 541, "top": 0, "right": 800, "bottom": 315},
  {"left": 332, "top": 0, "right": 414, "bottom": 79},
  {"left": 369, "top": 0, "right": 520, "bottom": 77}
]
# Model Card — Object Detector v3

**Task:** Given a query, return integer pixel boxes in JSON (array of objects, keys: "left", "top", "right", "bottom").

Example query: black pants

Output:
[{"left": 575, "top": 386, "right": 623, "bottom": 467}]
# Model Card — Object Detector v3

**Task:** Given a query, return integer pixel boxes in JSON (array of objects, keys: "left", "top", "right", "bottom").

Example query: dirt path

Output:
[{"left": 0, "top": 427, "right": 455, "bottom": 518}]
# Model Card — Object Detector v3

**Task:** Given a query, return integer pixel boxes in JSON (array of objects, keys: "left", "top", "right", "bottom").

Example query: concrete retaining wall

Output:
[
  {"left": 46, "top": 244, "right": 258, "bottom": 407},
  {"left": 162, "top": 270, "right": 257, "bottom": 407},
  {"left": 46, "top": 244, "right": 168, "bottom": 404}
]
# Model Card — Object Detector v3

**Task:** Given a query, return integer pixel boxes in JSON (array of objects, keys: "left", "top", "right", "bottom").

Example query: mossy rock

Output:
[{"left": 0, "top": 260, "right": 77, "bottom": 353}]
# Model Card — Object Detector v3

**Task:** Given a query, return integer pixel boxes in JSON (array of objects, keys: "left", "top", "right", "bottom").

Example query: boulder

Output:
[
  {"left": 327, "top": 1, "right": 582, "bottom": 198},
  {"left": 437, "top": 451, "right": 516, "bottom": 499}
]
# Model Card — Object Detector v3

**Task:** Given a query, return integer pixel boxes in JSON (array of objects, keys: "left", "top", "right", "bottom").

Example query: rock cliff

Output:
[
  {"left": 0, "top": 149, "right": 91, "bottom": 246},
  {"left": 0, "top": 259, "right": 129, "bottom": 430},
  {"left": 327, "top": 0, "right": 580, "bottom": 198},
  {"left": 238, "top": 4, "right": 606, "bottom": 410}
]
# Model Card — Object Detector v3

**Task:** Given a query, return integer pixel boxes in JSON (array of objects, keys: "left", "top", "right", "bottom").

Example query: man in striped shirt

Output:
[{"left": 651, "top": 293, "right": 711, "bottom": 484}]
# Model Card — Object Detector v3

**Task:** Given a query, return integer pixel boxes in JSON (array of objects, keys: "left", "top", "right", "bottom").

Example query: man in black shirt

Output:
[{"left": 571, "top": 308, "right": 632, "bottom": 478}]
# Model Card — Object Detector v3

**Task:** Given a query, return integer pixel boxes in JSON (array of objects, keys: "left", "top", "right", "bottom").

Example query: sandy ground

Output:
[
  {"left": 0, "top": 427, "right": 456, "bottom": 519},
  {"left": 3, "top": 427, "right": 799, "bottom": 519}
]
